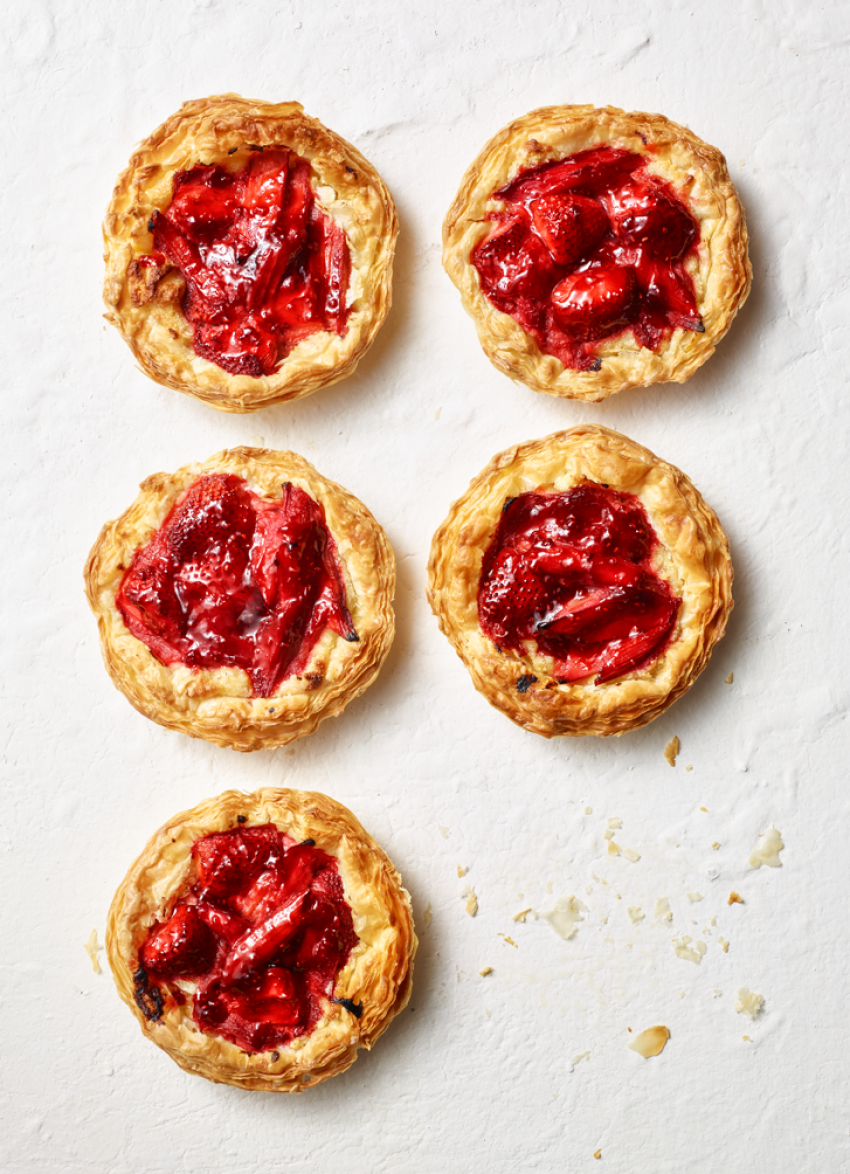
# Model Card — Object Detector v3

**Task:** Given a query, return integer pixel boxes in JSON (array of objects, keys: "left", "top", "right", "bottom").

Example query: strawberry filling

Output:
[
  {"left": 471, "top": 146, "right": 701, "bottom": 372},
  {"left": 116, "top": 473, "right": 357, "bottom": 698},
  {"left": 141, "top": 149, "right": 350, "bottom": 377},
  {"left": 477, "top": 484, "right": 680, "bottom": 684},
  {"left": 138, "top": 825, "right": 359, "bottom": 1052}
]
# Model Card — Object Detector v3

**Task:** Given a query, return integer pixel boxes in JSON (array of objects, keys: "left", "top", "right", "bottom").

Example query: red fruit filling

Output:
[
  {"left": 141, "top": 149, "right": 350, "bottom": 377},
  {"left": 471, "top": 146, "right": 701, "bottom": 372},
  {"left": 477, "top": 484, "right": 681, "bottom": 684},
  {"left": 138, "top": 825, "right": 359, "bottom": 1052},
  {"left": 116, "top": 473, "right": 357, "bottom": 697}
]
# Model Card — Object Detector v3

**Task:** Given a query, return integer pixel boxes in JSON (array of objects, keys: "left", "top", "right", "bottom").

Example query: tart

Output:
[
  {"left": 85, "top": 447, "right": 394, "bottom": 751},
  {"left": 443, "top": 105, "right": 751, "bottom": 401},
  {"left": 107, "top": 788, "right": 416, "bottom": 1092},
  {"left": 103, "top": 95, "right": 398, "bottom": 412},
  {"left": 427, "top": 425, "right": 732, "bottom": 737}
]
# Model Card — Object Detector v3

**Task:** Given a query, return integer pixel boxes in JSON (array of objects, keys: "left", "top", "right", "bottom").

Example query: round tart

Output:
[
  {"left": 107, "top": 788, "right": 416, "bottom": 1092},
  {"left": 443, "top": 105, "right": 751, "bottom": 401},
  {"left": 427, "top": 425, "right": 732, "bottom": 737},
  {"left": 85, "top": 447, "right": 394, "bottom": 751},
  {"left": 103, "top": 94, "right": 398, "bottom": 412}
]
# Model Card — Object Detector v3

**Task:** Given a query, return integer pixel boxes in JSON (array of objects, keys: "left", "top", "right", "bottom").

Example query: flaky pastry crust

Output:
[
  {"left": 443, "top": 105, "right": 751, "bottom": 401},
  {"left": 427, "top": 425, "right": 732, "bottom": 736},
  {"left": 107, "top": 788, "right": 416, "bottom": 1092},
  {"left": 103, "top": 95, "right": 398, "bottom": 412},
  {"left": 85, "top": 447, "right": 394, "bottom": 750}
]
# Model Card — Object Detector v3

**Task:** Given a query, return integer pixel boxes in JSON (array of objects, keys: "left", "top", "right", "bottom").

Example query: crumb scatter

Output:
[
  {"left": 728, "top": 891, "right": 744, "bottom": 905},
  {"left": 84, "top": 929, "right": 102, "bottom": 974},
  {"left": 664, "top": 736, "right": 680, "bottom": 766},
  {"left": 629, "top": 1025, "right": 670, "bottom": 1058},
  {"left": 734, "top": 987, "right": 764, "bottom": 1018},
  {"left": 749, "top": 827, "right": 784, "bottom": 869}
]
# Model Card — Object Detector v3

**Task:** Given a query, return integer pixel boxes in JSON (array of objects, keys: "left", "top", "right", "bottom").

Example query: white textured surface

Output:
[{"left": 3, "top": 1, "right": 850, "bottom": 1171}]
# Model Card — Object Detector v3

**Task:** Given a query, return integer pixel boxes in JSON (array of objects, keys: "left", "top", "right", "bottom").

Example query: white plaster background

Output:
[{"left": 2, "top": 1, "right": 849, "bottom": 1170}]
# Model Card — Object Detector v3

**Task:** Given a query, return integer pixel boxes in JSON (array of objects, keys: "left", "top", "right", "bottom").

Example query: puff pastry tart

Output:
[
  {"left": 103, "top": 95, "right": 398, "bottom": 412},
  {"left": 85, "top": 448, "right": 394, "bottom": 751},
  {"left": 443, "top": 105, "right": 751, "bottom": 401},
  {"left": 427, "top": 425, "right": 732, "bottom": 737},
  {"left": 107, "top": 788, "right": 416, "bottom": 1092}
]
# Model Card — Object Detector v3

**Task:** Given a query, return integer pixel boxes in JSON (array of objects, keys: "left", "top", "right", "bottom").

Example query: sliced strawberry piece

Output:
[
  {"left": 164, "top": 474, "right": 254, "bottom": 563},
  {"left": 194, "top": 902, "right": 250, "bottom": 944},
  {"left": 551, "top": 265, "right": 637, "bottom": 336},
  {"left": 478, "top": 549, "right": 547, "bottom": 642},
  {"left": 220, "top": 889, "right": 309, "bottom": 985},
  {"left": 530, "top": 193, "right": 609, "bottom": 265},
  {"left": 140, "top": 905, "right": 218, "bottom": 979},
  {"left": 193, "top": 825, "right": 283, "bottom": 901},
  {"left": 635, "top": 256, "right": 702, "bottom": 330},
  {"left": 595, "top": 612, "right": 677, "bottom": 683},
  {"left": 497, "top": 146, "right": 641, "bottom": 203}
]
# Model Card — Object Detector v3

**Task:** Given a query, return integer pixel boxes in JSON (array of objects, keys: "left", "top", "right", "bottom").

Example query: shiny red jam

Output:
[
  {"left": 117, "top": 474, "right": 356, "bottom": 697},
  {"left": 471, "top": 147, "right": 701, "bottom": 371},
  {"left": 477, "top": 484, "right": 680, "bottom": 684},
  {"left": 145, "top": 149, "right": 350, "bottom": 376},
  {"left": 137, "top": 825, "right": 359, "bottom": 1052}
]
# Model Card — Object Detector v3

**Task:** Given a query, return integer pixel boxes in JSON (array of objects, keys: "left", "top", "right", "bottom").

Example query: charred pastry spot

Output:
[
  {"left": 132, "top": 965, "right": 164, "bottom": 1022},
  {"left": 345, "top": 631, "right": 360, "bottom": 643},
  {"left": 503, "top": 497, "right": 517, "bottom": 513},
  {"left": 589, "top": 358, "right": 603, "bottom": 372},
  {"left": 516, "top": 674, "right": 538, "bottom": 694},
  {"left": 248, "top": 144, "right": 264, "bottom": 152},
  {"left": 270, "top": 1050, "right": 280, "bottom": 1061},
  {"left": 345, "top": 165, "right": 358, "bottom": 179},
  {"left": 601, "top": 483, "right": 610, "bottom": 489},
  {"left": 236, "top": 815, "right": 247, "bottom": 824},
  {"left": 303, "top": 672, "right": 324, "bottom": 690},
  {"left": 695, "top": 318, "right": 705, "bottom": 333},
  {"left": 228, "top": 147, "right": 238, "bottom": 155},
  {"left": 334, "top": 997, "right": 363, "bottom": 1019},
  {"left": 637, "top": 132, "right": 648, "bottom": 146},
  {"left": 147, "top": 215, "right": 156, "bottom": 233},
  {"left": 301, "top": 838, "right": 316, "bottom": 847}
]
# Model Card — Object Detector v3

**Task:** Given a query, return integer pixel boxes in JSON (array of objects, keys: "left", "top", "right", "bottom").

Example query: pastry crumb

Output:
[
  {"left": 571, "top": 1050, "right": 590, "bottom": 1068},
  {"left": 513, "top": 908, "right": 532, "bottom": 922},
  {"left": 537, "top": 895, "right": 587, "bottom": 940},
  {"left": 585, "top": 806, "right": 593, "bottom": 815},
  {"left": 608, "top": 840, "right": 621, "bottom": 856},
  {"left": 627, "top": 906, "right": 644, "bottom": 925},
  {"left": 434, "top": 406, "right": 442, "bottom": 420},
  {"left": 712, "top": 842, "right": 721, "bottom": 850},
  {"left": 607, "top": 816, "right": 622, "bottom": 829},
  {"left": 687, "top": 891, "right": 703, "bottom": 903},
  {"left": 742, "top": 1034, "right": 752, "bottom": 1042},
  {"left": 438, "top": 825, "right": 450, "bottom": 839},
  {"left": 728, "top": 891, "right": 744, "bottom": 905},
  {"left": 734, "top": 987, "right": 764, "bottom": 1019},
  {"left": 423, "top": 903, "right": 432, "bottom": 927},
  {"left": 699, "top": 806, "right": 708, "bottom": 812},
  {"left": 719, "top": 937, "right": 730, "bottom": 953},
  {"left": 686, "top": 764, "right": 693, "bottom": 771},
  {"left": 465, "top": 890, "right": 478, "bottom": 917},
  {"left": 628, "top": 1025, "right": 670, "bottom": 1058},
  {"left": 84, "top": 929, "right": 102, "bottom": 974},
  {"left": 479, "top": 966, "right": 493, "bottom": 977},
  {"left": 674, "top": 935, "right": 707, "bottom": 964},
  {"left": 603, "top": 828, "right": 615, "bottom": 840},
  {"left": 654, "top": 897, "right": 673, "bottom": 923},
  {"left": 709, "top": 915, "right": 717, "bottom": 926},
  {"left": 622, "top": 848, "right": 640, "bottom": 863},
  {"left": 725, "top": 671, "right": 734, "bottom": 684},
  {"left": 593, "top": 1149, "right": 602, "bottom": 1160},
  {"left": 664, "top": 736, "right": 680, "bottom": 766},
  {"left": 749, "top": 827, "right": 784, "bottom": 869},
  {"left": 498, "top": 933, "right": 518, "bottom": 948},
  {"left": 457, "top": 865, "right": 468, "bottom": 878},
  {"left": 713, "top": 989, "right": 723, "bottom": 998}
]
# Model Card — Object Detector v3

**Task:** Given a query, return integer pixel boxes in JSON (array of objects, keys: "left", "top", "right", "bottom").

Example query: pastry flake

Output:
[
  {"left": 443, "top": 105, "right": 751, "bottom": 401},
  {"left": 85, "top": 447, "right": 394, "bottom": 751},
  {"left": 107, "top": 788, "right": 416, "bottom": 1092},
  {"left": 103, "top": 95, "right": 398, "bottom": 412},
  {"left": 427, "top": 425, "right": 732, "bottom": 738}
]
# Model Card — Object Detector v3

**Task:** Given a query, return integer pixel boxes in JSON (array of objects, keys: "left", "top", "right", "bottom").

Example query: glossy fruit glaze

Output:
[
  {"left": 144, "top": 149, "right": 350, "bottom": 376},
  {"left": 471, "top": 147, "right": 701, "bottom": 371},
  {"left": 138, "top": 825, "right": 359, "bottom": 1052},
  {"left": 477, "top": 484, "right": 680, "bottom": 684},
  {"left": 117, "top": 474, "right": 356, "bottom": 697}
]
